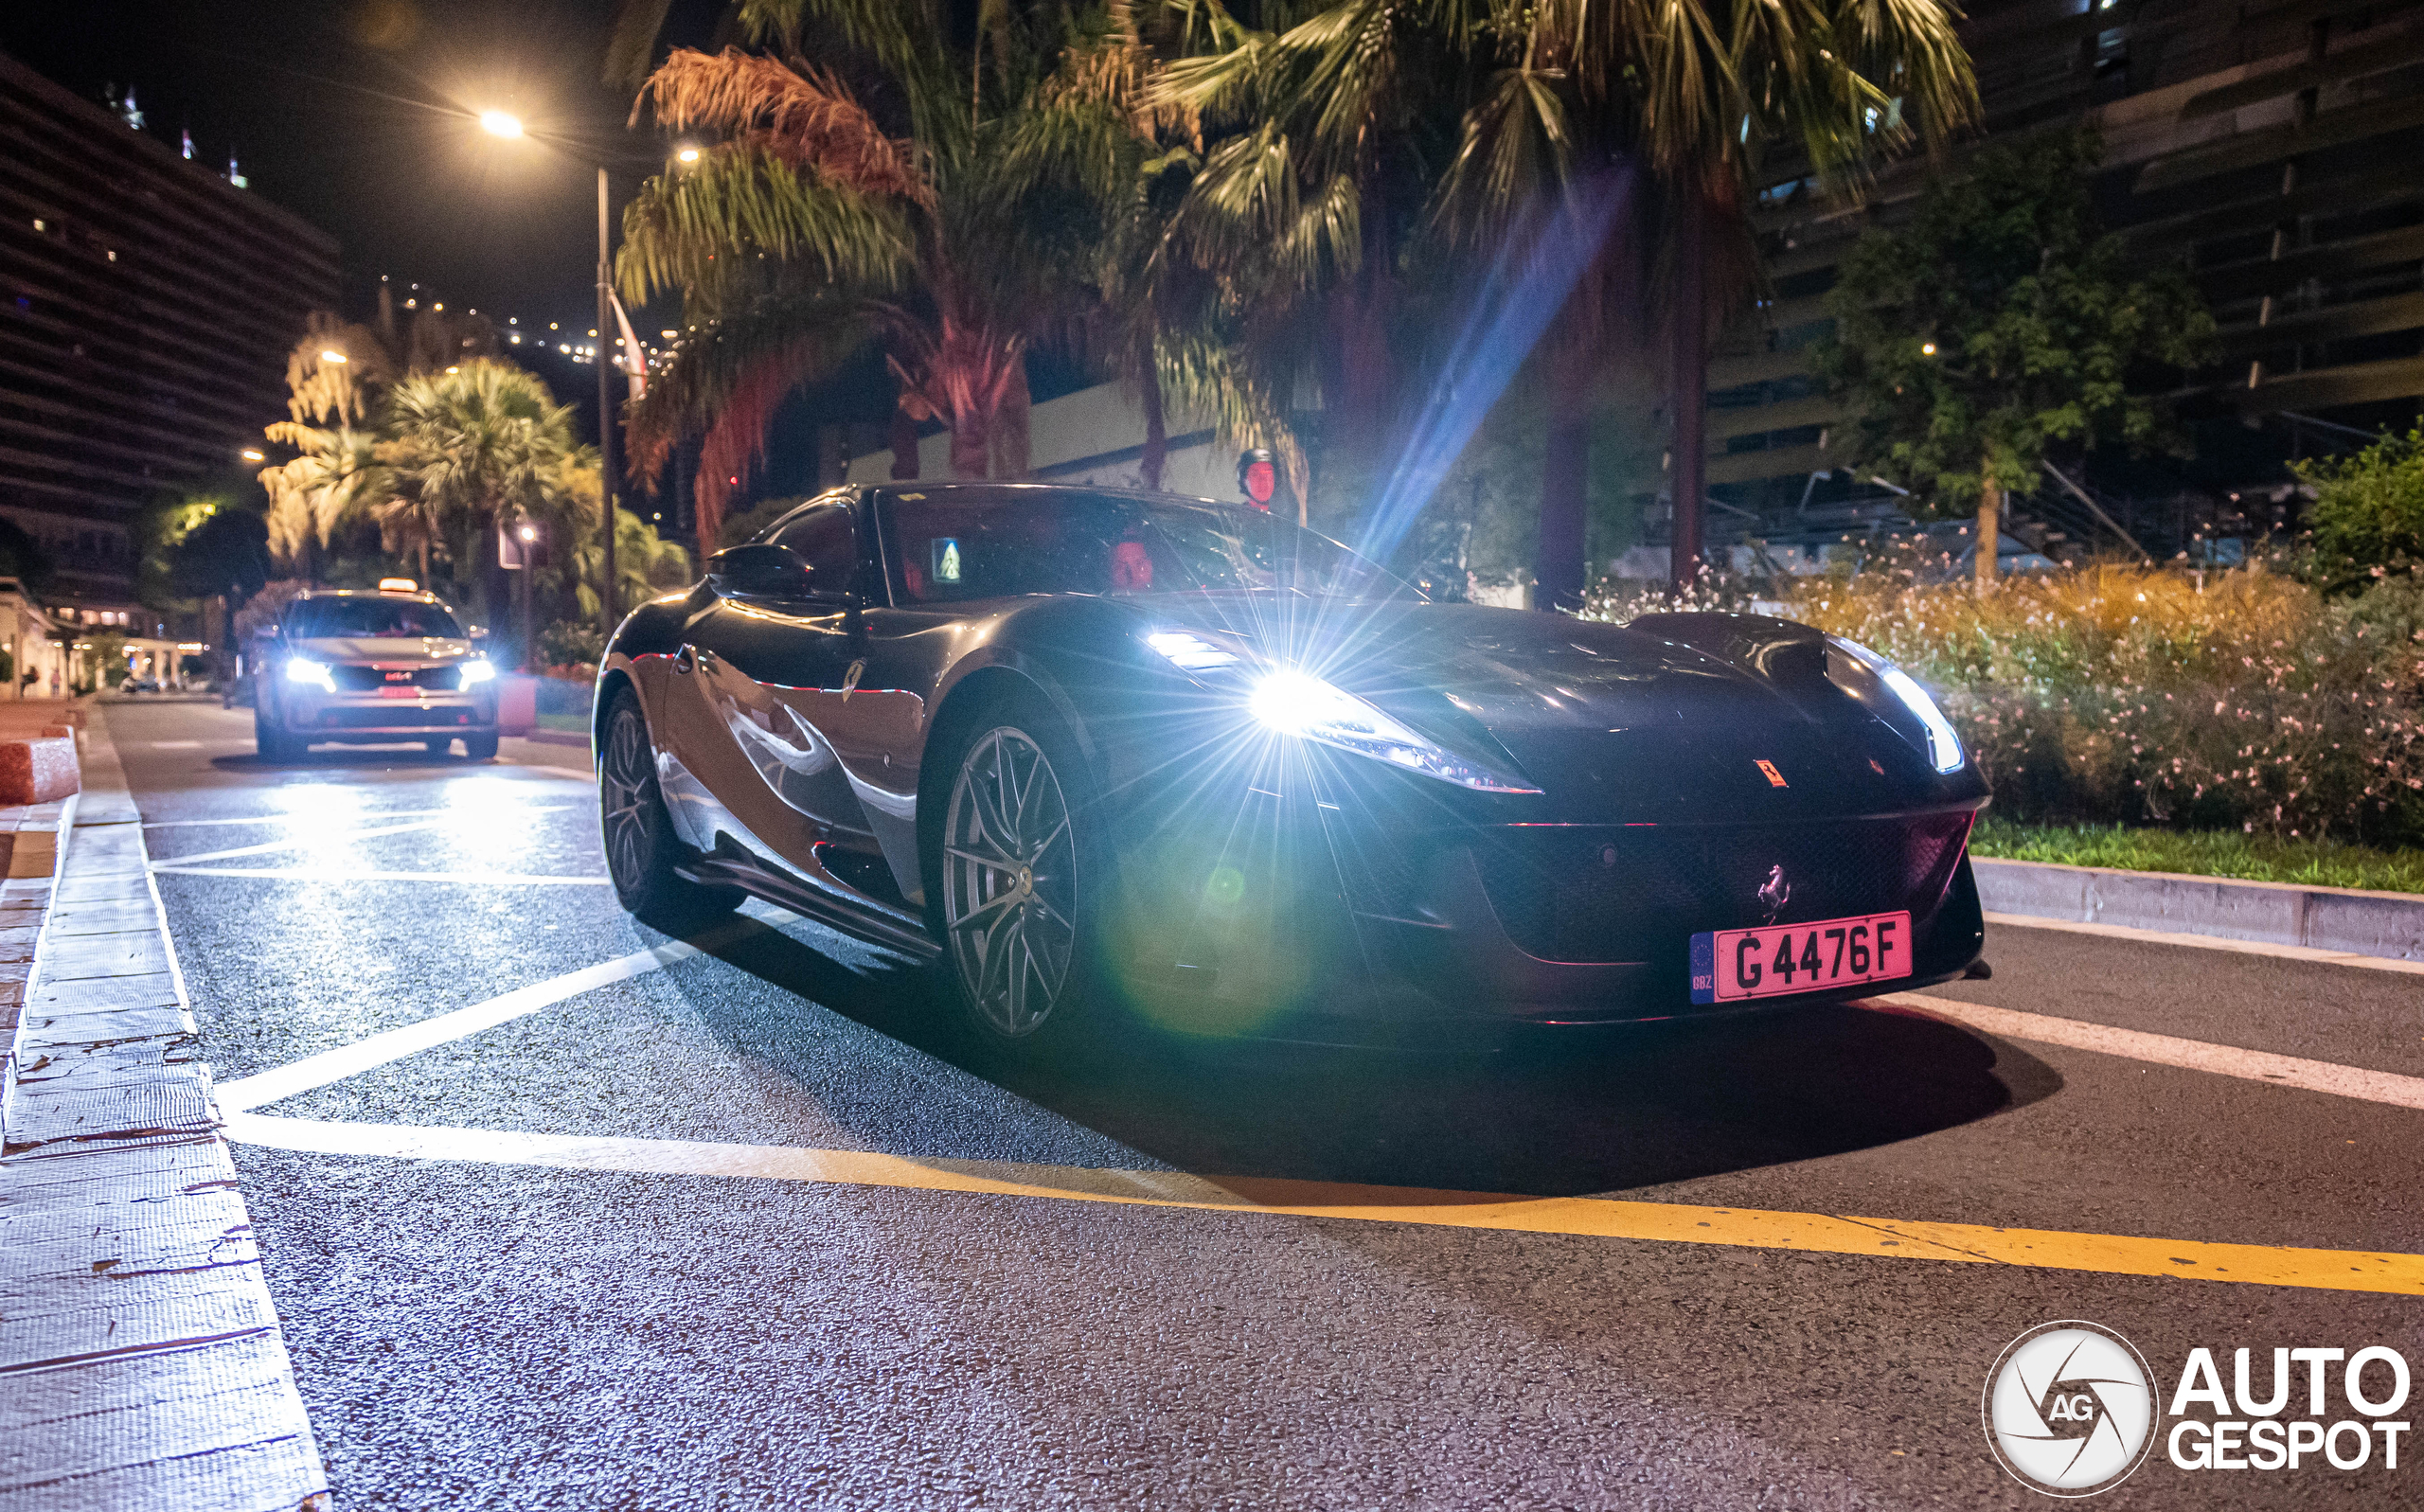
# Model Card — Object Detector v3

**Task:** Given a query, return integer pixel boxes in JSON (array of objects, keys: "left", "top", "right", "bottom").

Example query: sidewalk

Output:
[{"left": 0, "top": 708, "right": 326, "bottom": 1511}]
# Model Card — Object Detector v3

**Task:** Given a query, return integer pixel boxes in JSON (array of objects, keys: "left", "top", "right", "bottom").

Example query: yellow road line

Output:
[{"left": 223, "top": 1112, "right": 2424, "bottom": 1296}]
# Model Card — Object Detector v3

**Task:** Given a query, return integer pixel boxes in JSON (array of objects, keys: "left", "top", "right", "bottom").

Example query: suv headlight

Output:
[
  {"left": 284, "top": 658, "right": 333, "bottom": 692},
  {"left": 1828, "top": 636, "right": 1964, "bottom": 774},
  {"left": 456, "top": 658, "right": 495, "bottom": 685}
]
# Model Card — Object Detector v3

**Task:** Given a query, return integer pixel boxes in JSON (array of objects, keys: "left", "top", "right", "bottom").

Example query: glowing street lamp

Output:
[
  {"left": 478, "top": 106, "right": 623, "bottom": 646},
  {"left": 675, "top": 143, "right": 701, "bottom": 164},
  {"left": 319, "top": 348, "right": 348, "bottom": 365}
]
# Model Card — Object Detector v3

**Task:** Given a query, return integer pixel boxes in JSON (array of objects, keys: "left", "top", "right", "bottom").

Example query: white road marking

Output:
[
  {"left": 153, "top": 811, "right": 565, "bottom": 868},
  {"left": 150, "top": 740, "right": 204, "bottom": 749},
  {"left": 1986, "top": 910, "right": 2424, "bottom": 977},
  {"left": 1867, "top": 991, "right": 2424, "bottom": 1111},
  {"left": 152, "top": 865, "right": 614, "bottom": 885},
  {"left": 211, "top": 902, "right": 787, "bottom": 1112},
  {"left": 215, "top": 941, "right": 704, "bottom": 1112},
  {"left": 144, "top": 808, "right": 454, "bottom": 829}
]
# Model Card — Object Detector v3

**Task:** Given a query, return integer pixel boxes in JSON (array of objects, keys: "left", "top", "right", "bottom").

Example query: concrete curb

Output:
[
  {"left": 0, "top": 705, "right": 329, "bottom": 1511},
  {"left": 1972, "top": 857, "right": 2424, "bottom": 963}
]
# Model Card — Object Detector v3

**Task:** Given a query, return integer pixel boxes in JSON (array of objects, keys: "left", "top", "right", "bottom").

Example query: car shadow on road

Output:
[{"left": 681, "top": 914, "right": 2063, "bottom": 1201}]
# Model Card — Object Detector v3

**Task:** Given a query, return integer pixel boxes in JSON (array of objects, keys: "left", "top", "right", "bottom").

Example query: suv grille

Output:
[
  {"left": 1470, "top": 813, "right": 1972, "bottom": 964},
  {"left": 329, "top": 664, "right": 463, "bottom": 692}
]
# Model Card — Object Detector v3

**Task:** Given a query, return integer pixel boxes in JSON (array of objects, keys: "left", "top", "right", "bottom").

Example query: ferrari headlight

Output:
[
  {"left": 1145, "top": 631, "right": 1239, "bottom": 671},
  {"left": 1250, "top": 669, "right": 1538, "bottom": 793},
  {"left": 456, "top": 657, "right": 496, "bottom": 686},
  {"left": 1829, "top": 637, "right": 1964, "bottom": 774},
  {"left": 284, "top": 658, "right": 333, "bottom": 692}
]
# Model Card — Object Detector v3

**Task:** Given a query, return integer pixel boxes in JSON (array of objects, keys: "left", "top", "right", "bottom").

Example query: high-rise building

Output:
[
  {"left": 0, "top": 48, "right": 336, "bottom": 609},
  {"left": 1708, "top": 0, "right": 2424, "bottom": 554}
]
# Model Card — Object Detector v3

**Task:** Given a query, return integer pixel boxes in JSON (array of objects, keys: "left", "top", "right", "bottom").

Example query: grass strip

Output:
[{"left": 1970, "top": 817, "right": 2424, "bottom": 896}]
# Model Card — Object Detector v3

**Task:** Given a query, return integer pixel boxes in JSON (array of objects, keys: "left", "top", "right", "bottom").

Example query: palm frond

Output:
[
  {"left": 615, "top": 141, "right": 915, "bottom": 308},
  {"left": 605, "top": 0, "right": 679, "bottom": 87},
  {"left": 637, "top": 48, "right": 933, "bottom": 204}
]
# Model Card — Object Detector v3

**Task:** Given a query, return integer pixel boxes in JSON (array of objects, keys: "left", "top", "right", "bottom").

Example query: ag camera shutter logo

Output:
[{"left": 1983, "top": 1321, "right": 2160, "bottom": 1497}]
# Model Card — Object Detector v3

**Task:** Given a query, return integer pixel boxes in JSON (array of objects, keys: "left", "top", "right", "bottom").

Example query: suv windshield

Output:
[
  {"left": 876, "top": 488, "right": 1418, "bottom": 605},
  {"left": 286, "top": 597, "right": 463, "bottom": 640}
]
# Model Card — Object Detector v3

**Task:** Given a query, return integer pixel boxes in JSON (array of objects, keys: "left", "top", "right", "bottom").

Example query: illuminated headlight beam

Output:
[
  {"left": 1830, "top": 636, "right": 1965, "bottom": 774},
  {"left": 1249, "top": 669, "right": 1538, "bottom": 794},
  {"left": 284, "top": 658, "right": 334, "bottom": 692}
]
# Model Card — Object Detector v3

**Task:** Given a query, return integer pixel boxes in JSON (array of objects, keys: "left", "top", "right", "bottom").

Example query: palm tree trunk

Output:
[
  {"left": 1532, "top": 370, "right": 1591, "bottom": 613},
  {"left": 1668, "top": 190, "right": 1707, "bottom": 596},
  {"left": 990, "top": 358, "right": 1031, "bottom": 480},
  {"left": 1976, "top": 464, "right": 2002, "bottom": 586},
  {"left": 1139, "top": 350, "right": 1167, "bottom": 491},
  {"left": 889, "top": 405, "right": 921, "bottom": 481}
]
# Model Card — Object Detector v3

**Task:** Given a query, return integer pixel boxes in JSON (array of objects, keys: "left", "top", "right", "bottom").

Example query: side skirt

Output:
[{"left": 676, "top": 851, "right": 941, "bottom": 961}]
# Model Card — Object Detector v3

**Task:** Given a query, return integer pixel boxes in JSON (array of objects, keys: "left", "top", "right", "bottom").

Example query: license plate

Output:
[
  {"left": 1689, "top": 911, "right": 1911, "bottom": 1005},
  {"left": 379, "top": 686, "right": 421, "bottom": 698}
]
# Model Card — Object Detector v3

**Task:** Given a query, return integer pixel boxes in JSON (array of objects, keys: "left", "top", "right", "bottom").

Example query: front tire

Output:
[
  {"left": 932, "top": 691, "right": 1102, "bottom": 1052},
  {"left": 464, "top": 731, "right": 499, "bottom": 760},
  {"left": 598, "top": 687, "right": 736, "bottom": 934},
  {"left": 425, "top": 738, "right": 454, "bottom": 756},
  {"left": 255, "top": 708, "right": 298, "bottom": 762}
]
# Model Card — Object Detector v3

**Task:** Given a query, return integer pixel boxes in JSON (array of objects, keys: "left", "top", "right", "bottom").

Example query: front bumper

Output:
[
  {"left": 278, "top": 689, "right": 497, "bottom": 740},
  {"left": 1107, "top": 747, "right": 1986, "bottom": 1029}
]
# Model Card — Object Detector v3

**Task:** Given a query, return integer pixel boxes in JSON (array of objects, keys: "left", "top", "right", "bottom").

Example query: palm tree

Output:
[
  {"left": 566, "top": 505, "right": 696, "bottom": 623},
  {"left": 614, "top": 3, "right": 1174, "bottom": 547},
  {"left": 257, "top": 420, "right": 385, "bottom": 583},
  {"left": 374, "top": 361, "right": 582, "bottom": 622},
  {"left": 1153, "top": 0, "right": 1974, "bottom": 601},
  {"left": 259, "top": 307, "right": 512, "bottom": 581}
]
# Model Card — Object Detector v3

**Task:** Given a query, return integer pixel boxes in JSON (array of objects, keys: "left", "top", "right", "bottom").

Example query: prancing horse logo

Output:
[{"left": 1756, "top": 864, "right": 1791, "bottom": 924}]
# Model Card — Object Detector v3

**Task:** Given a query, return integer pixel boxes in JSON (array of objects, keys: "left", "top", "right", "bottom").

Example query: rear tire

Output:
[
  {"left": 464, "top": 732, "right": 499, "bottom": 760},
  {"left": 927, "top": 686, "right": 1108, "bottom": 1057},
  {"left": 598, "top": 687, "right": 737, "bottom": 934}
]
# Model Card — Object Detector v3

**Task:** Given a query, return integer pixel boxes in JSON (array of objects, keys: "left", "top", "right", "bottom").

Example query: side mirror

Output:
[{"left": 708, "top": 543, "right": 817, "bottom": 598}]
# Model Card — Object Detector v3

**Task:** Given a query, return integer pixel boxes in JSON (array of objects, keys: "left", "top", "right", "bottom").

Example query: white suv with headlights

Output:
[{"left": 255, "top": 587, "right": 500, "bottom": 761}]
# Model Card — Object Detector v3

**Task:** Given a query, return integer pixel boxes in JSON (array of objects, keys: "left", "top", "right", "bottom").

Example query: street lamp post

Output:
[
  {"left": 596, "top": 166, "right": 618, "bottom": 650},
  {"left": 483, "top": 111, "right": 620, "bottom": 649}
]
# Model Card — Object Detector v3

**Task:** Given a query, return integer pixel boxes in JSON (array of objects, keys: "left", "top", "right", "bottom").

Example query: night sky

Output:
[{"left": 3, "top": 0, "right": 717, "bottom": 333}]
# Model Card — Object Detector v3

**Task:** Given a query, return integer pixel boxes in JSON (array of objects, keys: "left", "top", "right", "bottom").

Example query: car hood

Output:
[
  {"left": 294, "top": 637, "right": 475, "bottom": 664},
  {"left": 1141, "top": 596, "right": 1942, "bottom": 821}
]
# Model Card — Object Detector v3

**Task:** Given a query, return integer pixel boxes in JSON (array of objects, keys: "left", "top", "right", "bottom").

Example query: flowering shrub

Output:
[{"left": 1582, "top": 555, "right": 2424, "bottom": 844}]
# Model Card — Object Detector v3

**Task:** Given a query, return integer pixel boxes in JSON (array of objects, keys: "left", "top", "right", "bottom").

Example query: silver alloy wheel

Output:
[
  {"left": 942, "top": 726, "right": 1078, "bottom": 1038},
  {"left": 601, "top": 706, "right": 655, "bottom": 893}
]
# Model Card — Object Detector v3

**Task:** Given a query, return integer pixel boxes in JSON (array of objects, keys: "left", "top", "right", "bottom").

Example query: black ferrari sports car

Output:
[{"left": 594, "top": 482, "right": 1988, "bottom": 1048}]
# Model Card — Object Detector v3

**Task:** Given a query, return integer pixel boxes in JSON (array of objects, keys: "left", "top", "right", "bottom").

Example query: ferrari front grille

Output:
[{"left": 1470, "top": 813, "right": 1972, "bottom": 964}]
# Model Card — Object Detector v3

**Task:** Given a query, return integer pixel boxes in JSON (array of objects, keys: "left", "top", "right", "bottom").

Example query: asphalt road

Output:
[{"left": 99, "top": 697, "right": 2424, "bottom": 1509}]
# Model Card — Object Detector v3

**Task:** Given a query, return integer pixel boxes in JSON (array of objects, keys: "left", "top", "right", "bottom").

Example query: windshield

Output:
[
  {"left": 876, "top": 488, "right": 1419, "bottom": 605},
  {"left": 286, "top": 597, "right": 463, "bottom": 640}
]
